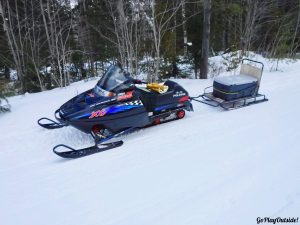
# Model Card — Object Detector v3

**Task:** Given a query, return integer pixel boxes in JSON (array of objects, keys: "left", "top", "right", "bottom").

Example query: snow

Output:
[
  {"left": 214, "top": 74, "right": 257, "bottom": 85},
  {"left": 1, "top": 57, "right": 300, "bottom": 225}
]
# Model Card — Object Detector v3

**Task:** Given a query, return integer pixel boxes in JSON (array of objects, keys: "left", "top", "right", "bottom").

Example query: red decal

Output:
[
  {"left": 89, "top": 109, "right": 106, "bottom": 119},
  {"left": 117, "top": 91, "right": 133, "bottom": 101},
  {"left": 179, "top": 96, "right": 189, "bottom": 102},
  {"left": 89, "top": 111, "right": 98, "bottom": 119},
  {"left": 108, "top": 92, "right": 114, "bottom": 97}
]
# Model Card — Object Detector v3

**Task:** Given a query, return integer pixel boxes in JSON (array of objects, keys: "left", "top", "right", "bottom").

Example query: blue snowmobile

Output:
[{"left": 38, "top": 65, "right": 193, "bottom": 158}]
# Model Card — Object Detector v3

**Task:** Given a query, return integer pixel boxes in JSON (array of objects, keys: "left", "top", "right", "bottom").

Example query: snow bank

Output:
[{"left": 0, "top": 56, "right": 300, "bottom": 225}]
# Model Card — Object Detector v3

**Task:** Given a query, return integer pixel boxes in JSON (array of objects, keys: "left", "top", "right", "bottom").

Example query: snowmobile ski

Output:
[
  {"left": 53, "top": 127, "right": 136, "bottom": 159},
  {"left": 53, "top": 141, "right": 123, "bottom": 159}
]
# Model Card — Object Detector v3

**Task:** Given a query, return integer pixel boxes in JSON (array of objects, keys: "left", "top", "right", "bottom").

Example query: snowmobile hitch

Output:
[{"left": 189, "top": 86, "right": 216, "bottom": 105}]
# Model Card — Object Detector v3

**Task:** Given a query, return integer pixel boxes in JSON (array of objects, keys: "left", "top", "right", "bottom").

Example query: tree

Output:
[
  {"left": 182, "top": 0, "right": 188, "bottom": 57},
  {"left": 0, "top": 90, "right": 10, "bottom": 113},
  {"left": 0, "top": 0, "right": 26, "bottom": 92},
  {"left": 200, "top": 0, "right": 211, "bottom": 79},
  {"left": 0, "top": 25, "right": 12, "bottom": 81},
  {"left": 40, "top": 0, "right": 73, "bottom": 87},
  {"left": 1, "top": 0, "right": 300, "bottom": 94},
  {"left": 144, "top": 0, "right": 183, "bottom": 81}
]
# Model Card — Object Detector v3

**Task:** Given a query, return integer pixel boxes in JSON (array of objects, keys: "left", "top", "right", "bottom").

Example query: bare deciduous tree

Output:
[
  {"left": 40, "top": 0, "right": 73, "bottom": 87},
  {"left": 0, "top": 0, "right": 26, "bottom": 92},
  {"left": 144, "top": 0, "right": 183, "bottom": 81},
  {"left": 200, "top": 0, "right": 211, "bottom": 79}
]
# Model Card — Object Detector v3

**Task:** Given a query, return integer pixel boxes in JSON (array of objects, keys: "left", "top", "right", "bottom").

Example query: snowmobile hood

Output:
[
  {"left": 58, "top": 65, "right": 136, "bottom": 121},
  {"left": 58, "top": 89, "right": 115, "bottom": 120}
]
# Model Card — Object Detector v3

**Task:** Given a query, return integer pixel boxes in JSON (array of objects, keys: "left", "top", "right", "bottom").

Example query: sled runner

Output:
[{"left": 191, "top": 58, "right": 268, "bottom": 110}]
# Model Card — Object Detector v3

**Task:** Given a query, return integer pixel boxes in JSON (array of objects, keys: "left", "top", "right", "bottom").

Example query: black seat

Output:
[
  {"left": 164, "top": 80, "right": 178, "bottom": 91},
  {"left": 136, "top": 87, "right": 157, "bottom": 111},
  {"left": 137, "top": 80, "right": 182, "bottom": 112}
]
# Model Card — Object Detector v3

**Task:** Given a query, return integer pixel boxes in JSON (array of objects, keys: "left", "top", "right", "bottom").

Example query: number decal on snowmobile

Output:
[{"left": 89, "top": 109, "right": 107, "bottom": 118}]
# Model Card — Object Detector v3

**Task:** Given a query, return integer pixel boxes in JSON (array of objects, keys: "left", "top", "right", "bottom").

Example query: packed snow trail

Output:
[{"left": 1, "top": 58, "right": 300, "bottom": 225}]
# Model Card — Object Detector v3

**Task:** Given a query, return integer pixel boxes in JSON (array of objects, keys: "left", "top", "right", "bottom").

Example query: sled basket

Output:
[{"left": 191, "top": 58, "right": 268, "bottom": 110}]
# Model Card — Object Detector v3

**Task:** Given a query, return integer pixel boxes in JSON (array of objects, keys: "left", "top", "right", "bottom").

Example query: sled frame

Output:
[{"left": 192, "top": 86, "right": 268, "bottom": 110}]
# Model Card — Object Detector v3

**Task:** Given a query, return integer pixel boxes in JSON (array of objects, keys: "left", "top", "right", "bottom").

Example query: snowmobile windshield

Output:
[{"left": 94, "top": 66, "right": 130, "bottom": 96}]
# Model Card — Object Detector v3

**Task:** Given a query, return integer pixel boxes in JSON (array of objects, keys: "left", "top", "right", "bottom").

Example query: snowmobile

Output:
[{"left": 38, "top": 65, "right": 193, "bottom": 158}]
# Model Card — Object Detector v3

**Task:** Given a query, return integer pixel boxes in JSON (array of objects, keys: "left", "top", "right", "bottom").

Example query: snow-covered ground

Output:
[{"left": 1, "top": 57, "right": 300, "bottom": 225}]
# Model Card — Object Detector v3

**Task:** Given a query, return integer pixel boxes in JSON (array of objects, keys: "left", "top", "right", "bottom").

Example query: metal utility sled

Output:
[{"left": 191, "top": 59, "right": 268, "bottom": 110}]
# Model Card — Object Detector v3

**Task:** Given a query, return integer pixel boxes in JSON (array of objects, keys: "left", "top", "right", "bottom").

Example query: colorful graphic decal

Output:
[
  {"left": 106, "top": 104, "right": 141, "bottom": 114},
  {"left": 106, "top": 100, "right": 143, "bottom": 114},
  {"left": 75, "top": 100, "right": 143, "bottom": 119},
  {"left": 117, "top": 91, "right": 133, "bottom": 101},
  {"left": 83, "top": 100, "right": 143, "bottom": 119},
  {"left": 89, "top": 109, "right": 107, "bottom": 118}
]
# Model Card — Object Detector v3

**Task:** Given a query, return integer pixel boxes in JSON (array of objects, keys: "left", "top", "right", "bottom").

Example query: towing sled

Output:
[
  {"left": 191, "top": 59, "right": 268, "bottom": 110},
  {"left": 38, "top": 65, "right": 193, "bottom": 158}
]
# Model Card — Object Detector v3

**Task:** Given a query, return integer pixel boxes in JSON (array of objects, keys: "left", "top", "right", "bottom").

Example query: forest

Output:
[{"left": 0, "top": 0, "right": 299, "bottom": 95}]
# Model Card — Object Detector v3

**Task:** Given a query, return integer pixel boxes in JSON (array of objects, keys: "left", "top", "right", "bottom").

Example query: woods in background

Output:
[{"left": 0, "top": 0, "right": 299, "bottom": 94}]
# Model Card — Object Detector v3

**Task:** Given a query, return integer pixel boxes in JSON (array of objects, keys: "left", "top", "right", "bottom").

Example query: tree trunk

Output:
[
  {"left": 4, "top": 66, "right": 10, "bottom": 80},
  {"left": 0, "top": 0, "right": 25, "bottom": 92},
  {"left": 182, "top": 0, "right": 188, "bottom": 57},
  {"left": 200, "top": 0, "right": 211, "bottom": 79}
]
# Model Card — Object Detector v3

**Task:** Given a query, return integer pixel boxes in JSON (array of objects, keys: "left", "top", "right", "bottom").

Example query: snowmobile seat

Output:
[
  {"left": 138, "top": 80, "right": 188, "bottom": 112},
  {"left": 137, "top": 88, "right": 159, "bottom": 111},
  {"left": 164, "top": 80, "right": 180, "bottom": 91}
]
